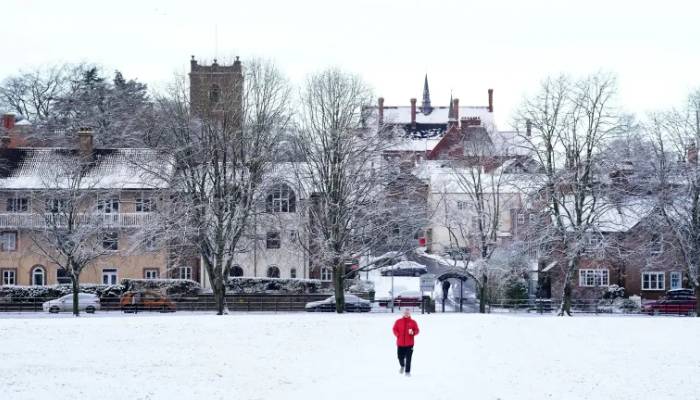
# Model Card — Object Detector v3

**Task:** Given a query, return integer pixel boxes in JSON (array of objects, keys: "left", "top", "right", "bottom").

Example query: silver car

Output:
[{"left": 43, "top": 293, "right": 101, "bottom": 313}]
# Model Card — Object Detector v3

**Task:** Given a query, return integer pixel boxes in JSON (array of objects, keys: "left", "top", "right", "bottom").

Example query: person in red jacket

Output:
[{"left": 392, "top": 308, "right": 420, "bottom": 376}]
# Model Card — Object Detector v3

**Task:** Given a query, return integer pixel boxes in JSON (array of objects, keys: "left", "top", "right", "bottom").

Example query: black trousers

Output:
[{"left": 397, "top": 346, "right": 414, "bottom": 373}]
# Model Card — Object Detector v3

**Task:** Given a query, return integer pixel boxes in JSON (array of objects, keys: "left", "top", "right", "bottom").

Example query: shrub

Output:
[
  {"left": 225, "top": 277, "right": 329, "bottom": 294},
  {"left": 0, "top": 284, "right": 125, "bottom": 301},
  {"left": 121, "top": 279, "right": 201, "bottom": 297}
]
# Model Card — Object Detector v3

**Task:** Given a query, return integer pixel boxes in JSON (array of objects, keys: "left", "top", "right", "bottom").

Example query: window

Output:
[
  {"left": 56, "top": 268, "right": 71, "bottom": 284},
  {"left": 144, "top": 269, "right": 159, "bottom": 279},
  {"left": 97, "top": 197, "right": 119, "bottom": 214},
  {"left": 290, "top": 268, "right": 297, "bottom": 279},
  {"left": 102, "top": 268, "right": 118, "bottom": 285},
  {"left": 642, "top": 272, "right": 665, "bottom": 291},
  {"left": 178, "top": 266, "right": 192, "bottom": 280},
  {"left": 267, "top": 266, "right": 280, "bottom": 278},
  {"left": 456, "top": 201, "right": 467, "bottom": 210},
  {"left": 144, "top": 236, "right": 158, "bottom": 251},
  {"left": 266, "top": 231, "right": 281, "bottom": 249},
  {"left": 0, "top": 232, "right": 17, "bottom": 251},
  {"left": 209, "top": 84, "right": 220, "bottom": 103},
  {"left": 670, "top": 271, "right": 682, "bottom": 290},
  {"left": 517, "top": 213, "right": 525, "bottom": 225},
  {"left": 650, "top": 235, "right": 663, "bottom": 256},
  {"left": 1, "top": 269, "right": 16, "bottom": 285},
  {"left": 320, "top": 267, "right": 332, "bottom": 281},
  {"left": 6, "top": 197, "right": 28, "bottom": 212},
  {"left": 102, "top": 232, "right": 119, "bottom": 251},
  {"left": 230, "top": 265, "right": 244, "bottom": 277},
  {"left": 136, "top": 196, "right": 155, "bottom": 212},
  {"left": 587, "top": 235, "right": 602, "bottom": 251},
  {"left": 471, "top": 215, "right": 486, "bottom": 231},
  {"left": 31, "top": 266, "right": 46, "bottom": 286},
  {"left": 47, "top": 198, "right": 67, "bottom": 213},
  {"left": 578, "top": 269, "right": 609, "bottom": 287},
  {"left": 265, "top": 184, "right": 296, "bottom": 213}
]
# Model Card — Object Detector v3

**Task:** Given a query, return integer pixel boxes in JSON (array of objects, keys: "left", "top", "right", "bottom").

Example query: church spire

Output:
[
  {"left": 421, "top": 74, "right": 432, "bottom": 114},
  {"left": 448, "top": 91, "right": 455, "bottom": 120}
]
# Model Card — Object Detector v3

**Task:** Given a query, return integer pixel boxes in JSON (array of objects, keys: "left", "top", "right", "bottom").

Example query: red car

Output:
[{"left": 643, "top": 289, "right": 697, "bottom": 316}]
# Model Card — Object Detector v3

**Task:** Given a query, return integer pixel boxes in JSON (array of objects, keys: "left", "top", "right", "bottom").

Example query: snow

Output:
[
  {"left": 0, "top": 312, "right": 697, "bottom": 400},
  {"left": 365, "top": 268, "right": 421, "bottom": 299}
]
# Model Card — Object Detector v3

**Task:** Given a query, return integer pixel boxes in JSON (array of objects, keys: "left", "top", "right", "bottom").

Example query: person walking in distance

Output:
[{"left": 392, "top": 308, "right": 420, "bottom": 376}]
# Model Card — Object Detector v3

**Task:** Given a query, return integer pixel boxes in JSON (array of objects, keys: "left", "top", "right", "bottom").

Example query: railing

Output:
[
  {"left": 0, "top": 212, "right": 155, "bottom": 229},
  {"left": 1, "top": 295, "right": 696, "bottom": 316}
]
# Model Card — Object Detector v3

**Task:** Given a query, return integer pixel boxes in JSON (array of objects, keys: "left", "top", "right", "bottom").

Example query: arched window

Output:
[
  {"left": 209, "top": 84, "right": 221, "bottom": 103},
  {"left": 230, "top": 265, "right": 244, "bottom": 277},
  {"left": 320, "top": 267, "right": 332, "bottom": 281},
  {"left": 265, "top": 184, "right": 296, "bottom": 213},
  {"left": 290, "top": 268, "right": 297, "bottom": 279},
  {"left": 31, "top": 265, "right": 46, "bottom": 286},
  {"left": 267, "top": 266, "right": 280, "bottom": 278}
]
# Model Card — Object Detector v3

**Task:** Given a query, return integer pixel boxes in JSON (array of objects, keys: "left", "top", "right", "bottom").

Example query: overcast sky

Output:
[{"left": 3, "top": 0, "right": 699, "bottom": 127}]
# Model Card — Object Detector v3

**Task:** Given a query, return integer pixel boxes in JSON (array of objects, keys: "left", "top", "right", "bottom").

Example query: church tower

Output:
[{"left": 189, "top": 56, "right": 243, "bottom": 118}]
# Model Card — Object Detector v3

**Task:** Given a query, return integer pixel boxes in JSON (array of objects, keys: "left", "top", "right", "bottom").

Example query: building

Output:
[{"left": 0, "top": 127, "right": 183, "bottom": 287}]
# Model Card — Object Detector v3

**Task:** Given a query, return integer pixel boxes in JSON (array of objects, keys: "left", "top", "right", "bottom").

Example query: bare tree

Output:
[
  {"left": 644, "top": 90, "right": 700, "bottom": 315},
  {"left": 0, "top": 64, "right": 75, "bottom": 121},
  {"left": 148, "top": 59, "right": 291, "bottom": 315},
  {"left": 515, "top": 73, "right": 622, "bottom": 316},
  {"left": 294, "top": 68, "right": 419, "bottom": 313},
  {"left": 28, "top": 143, "right": 115, "bottom": 316}
]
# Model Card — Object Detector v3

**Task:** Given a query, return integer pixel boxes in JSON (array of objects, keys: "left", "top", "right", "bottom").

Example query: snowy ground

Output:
[{"left": 0, "top": 312, "right": 698, "bottom": 400}]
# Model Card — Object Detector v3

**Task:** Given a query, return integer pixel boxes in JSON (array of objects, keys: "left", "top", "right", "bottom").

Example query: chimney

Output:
[
  {"left": 2, "top": 113, "right": 15, "bottom": 130},
  {"left": 488, "top": 89, "right": 494, "bottom": 113},
  {"left": 453, "top": 98, "right": 459, "bottom": 121},
  {"left": 190, "top": 55, "right": 197, "bottom": 70},
  {"left": 526, "top": 119, "right": 532, "bottom": 137},
  {"left": 410, "top": 98, "right": 417, "bottom": 128},
  {"left": 78, "top": 127, "right": 94, "bottom": 158},
  {"left": 378, "top": 97, "right": 384, "bottom": 125},
  {"left": 688, "top": 144, "right": 698, "bottom": 165}
]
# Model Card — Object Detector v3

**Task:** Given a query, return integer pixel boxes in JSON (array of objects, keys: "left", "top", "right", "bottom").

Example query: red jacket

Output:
[{"left": 393, "top": 316, "right": 420, "bottom": 347}]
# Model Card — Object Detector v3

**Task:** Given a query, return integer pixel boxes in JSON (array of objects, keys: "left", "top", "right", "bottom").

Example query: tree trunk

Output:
[
  {"left": 71, "top": 273, "right": 80, "bottom": 317},
  {"left": 479, "top": 274, "right": 488, "bottom": 313},
  {"left": 333, "top": 264, "right": 345, "bottom": 314},
  {"left": 559, "top": 280, "right": 573, "bottom": 316},
  {"left": 695, "top": 285, "right": 700, "bottom": 317},
  {"left": 213, "top": 280, "right": 226, "bottom": 315}
]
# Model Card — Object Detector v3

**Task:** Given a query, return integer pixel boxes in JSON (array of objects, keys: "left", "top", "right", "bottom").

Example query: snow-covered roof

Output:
[
  {"left": 416, "top": 160, "right": 544, "bottom": 195},
  {"left": 0, "top": 147, "right": 172, "bottom": 190}
]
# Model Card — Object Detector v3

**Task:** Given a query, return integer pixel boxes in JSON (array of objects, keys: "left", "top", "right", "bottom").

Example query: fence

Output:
[{"left": 0, "top": 295, "right": 696, "bottom": 316}]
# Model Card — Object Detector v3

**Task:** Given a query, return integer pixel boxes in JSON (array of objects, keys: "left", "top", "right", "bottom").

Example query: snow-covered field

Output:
[{"left": 0, "top": 312, "right": 698, "bottom": 400}]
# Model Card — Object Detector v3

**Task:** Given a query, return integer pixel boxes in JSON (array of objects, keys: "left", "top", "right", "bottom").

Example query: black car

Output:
[{"left": 305, "top": 294, "right": 371, "bottom": 312}]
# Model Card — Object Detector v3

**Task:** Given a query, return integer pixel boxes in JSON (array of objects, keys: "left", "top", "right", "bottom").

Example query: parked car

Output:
[
  {"left": 380, "top": 261, "right": 428, "bottom": 277},
  {"left": 643, "top": 289, "right": 697, "bottom": 316},
  {"left": 305, "top": 294, "right": 371, "bottom": 312},
  {"left": 43, "top": 293, "right": 101, "bottom": 314},
  {"left": 120, "top": 291, "right": 176, "bottom": 313}
]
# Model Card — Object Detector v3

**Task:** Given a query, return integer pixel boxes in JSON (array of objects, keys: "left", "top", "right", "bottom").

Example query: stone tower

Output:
[{"left": 189, "top": 56, "right": 243, "bottom": 118}]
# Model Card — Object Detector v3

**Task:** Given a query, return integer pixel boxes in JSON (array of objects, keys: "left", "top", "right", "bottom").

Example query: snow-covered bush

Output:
[
  {"left": 597, "top": 297, "right": 640, "bottom": 313},
  {"left": 121, "top": 279, "right": 201, "bottom": 297},
  {"left": 0, "top": 284, "right": 125, "bottom": 301},
  {"left": 226, "top": 277, "right": 330, "bottom": 294}
]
